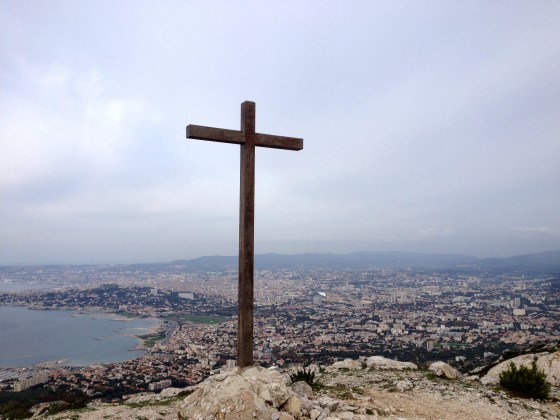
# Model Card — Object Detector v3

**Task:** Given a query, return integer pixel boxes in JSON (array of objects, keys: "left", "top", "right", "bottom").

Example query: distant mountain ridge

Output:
[
  {"left": 167, "top": 249, "right": 560, "bottom": 273},
  {"left": 1, "top": 250, "right": 558, "bottom": 274}
]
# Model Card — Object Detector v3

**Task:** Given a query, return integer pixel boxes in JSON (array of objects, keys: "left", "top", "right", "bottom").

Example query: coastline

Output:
[
  {"left": 0, "top": 306, "right": 161, "bottom": 370},
  {"left": 0, "top": 359, "right": 73, "bottom": 382},
  {"left": 132, "top": 320, "right": 170, "bottom": 351},
  {"left": 105, "top": 312, "right": 166, "bottom": 351},
  {"left": 85, "top": 311, "right": 166, "bottom": 353},
  {"left": 131, "top": 324, "right": 166, "bottom": 352}
]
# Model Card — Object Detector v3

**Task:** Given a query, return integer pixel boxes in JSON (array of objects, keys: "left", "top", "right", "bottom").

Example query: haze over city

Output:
[{"left": 1, "top": 2, "right": 559, "bottom": 265}]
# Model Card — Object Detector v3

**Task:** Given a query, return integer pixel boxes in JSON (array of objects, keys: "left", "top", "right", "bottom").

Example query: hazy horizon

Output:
[
  {"left": 2, "top": 2, "right": 559, "bottom": 265},
  {"left": 2, "top": 248, "right": 559, "bottom": 267}
]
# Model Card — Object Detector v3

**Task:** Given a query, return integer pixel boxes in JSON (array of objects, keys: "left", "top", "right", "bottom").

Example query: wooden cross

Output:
[{"left": 186, "top": 101, "right": 303, "bottom": 368}]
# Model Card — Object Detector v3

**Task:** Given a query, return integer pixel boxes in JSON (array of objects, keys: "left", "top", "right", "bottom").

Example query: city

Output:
[{"left": 1, "top": 261, "right": 558, "bottom": 400}]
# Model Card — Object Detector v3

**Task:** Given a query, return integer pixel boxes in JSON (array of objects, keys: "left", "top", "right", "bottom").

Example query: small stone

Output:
[
  {"left": 318, "top": 396, "right": 339, "bottom": 411},
  {"left": 259, "top": 385, "right": 272, "bottom": 402},
  {"left": 292, "top": 380, "right": 314, "bottom": 399},
  {"left": 338, "top": 403, "right": 358, "bottom": 412},
  {"left": 317, "top": 409, "right": 331, "bottom": 420},
  {"left": 283, "top": 395, "right": 303, "bottom": 417},
  {"left": 310, "top": 408, "right": 322, "bottom": 420},
  {"left": 300, "top": 395, "right": 314, "bottom": 411}
]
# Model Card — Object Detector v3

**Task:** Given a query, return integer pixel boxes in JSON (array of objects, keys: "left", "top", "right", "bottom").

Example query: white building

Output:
[
  {"left": 148, "top": 379, "right": 172, "bottom": 391},
  {"left": 13, "top": 372, "right": 49, "bottom": 392}
]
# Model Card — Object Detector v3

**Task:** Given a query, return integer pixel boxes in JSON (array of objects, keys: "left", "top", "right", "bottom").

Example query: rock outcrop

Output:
[
  {"left": 481, "top": 350, "right": 560, "bottom": 385},
  {"left": 327, "top": 356, "right": 417, "bottom": 373},
  {"left": 365, "top": 356, "right": 417, "bottom": 370},
  {"left": 42, "top": 355, "right": 560, "bottom": 419},
  {"left": 123, "top": 387, "right": 187, "bottom": 404},
  {"left": 177, "top": 366, "right": 363, "bottom": 420},
  {"left": 429, "top": 361, "right": 462, "bottom": 379},
  {"left": 328, "top": 359, "right": 364, "bottom": 371},
  {"left": 178, "top": 366, "right": 290, "bottom": 419}
]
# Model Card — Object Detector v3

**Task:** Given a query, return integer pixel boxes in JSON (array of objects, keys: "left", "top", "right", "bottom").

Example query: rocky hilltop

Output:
[{"left": 41, "top": 353, "right": 560, "bottom": 419}]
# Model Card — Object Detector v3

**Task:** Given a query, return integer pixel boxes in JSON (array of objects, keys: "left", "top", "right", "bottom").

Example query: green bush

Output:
[
  {"left": 499, "top": 361, "right": 550, "bottom": 400},
  {"left": 289, "top": 367, "right": 318, "bottom": 389}
]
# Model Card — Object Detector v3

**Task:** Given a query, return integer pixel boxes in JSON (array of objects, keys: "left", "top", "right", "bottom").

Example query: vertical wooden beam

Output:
[
  {"left": 187, "top": 101, "right": 301, "bottom": 368},
  {"left": 238, "top": 101, "right": 255, "bottom": 368}
]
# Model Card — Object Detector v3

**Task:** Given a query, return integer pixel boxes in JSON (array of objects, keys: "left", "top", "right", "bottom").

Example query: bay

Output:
[{"left": 0, "top": 306, "right": 159, "bottom": 368}]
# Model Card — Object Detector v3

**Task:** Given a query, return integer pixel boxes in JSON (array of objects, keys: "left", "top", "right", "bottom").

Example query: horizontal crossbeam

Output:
[{"left": 187, "top": 124, "right": 303, "bottom": 151}]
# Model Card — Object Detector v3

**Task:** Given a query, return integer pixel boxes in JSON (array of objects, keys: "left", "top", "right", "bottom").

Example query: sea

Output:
[{"left": 0, "top": 305, "right": 159, "bottom": 368}]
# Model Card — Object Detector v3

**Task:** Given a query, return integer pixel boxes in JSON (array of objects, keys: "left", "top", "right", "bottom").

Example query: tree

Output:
[{"left": 499, "top": 361, "right": 550, "bottom": 400}]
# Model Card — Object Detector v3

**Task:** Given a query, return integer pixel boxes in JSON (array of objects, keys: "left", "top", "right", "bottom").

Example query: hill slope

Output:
[
  {"left": 164, "top": 249, "right": 560, "bottom": 273},
  {"left": 46, "top": 356, "right": 560, "bottom": 420}
]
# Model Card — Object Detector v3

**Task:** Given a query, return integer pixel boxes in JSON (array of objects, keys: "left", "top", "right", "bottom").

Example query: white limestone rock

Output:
[
  {"left": 122, "top": 386, "right": 187, "bottom": 404},
  {"left": 535, "top": 350, "right": 560, "bottom": 385},
  {"left": 283, "top": 395, "right": 303, "bottom": 417},
  {"left": 482, "top": 351, "right": 560, "bottom": 385},
  {"left": 278, "top": 413, "right": 296, "bottom": 420},
  {"left": 159, "top": 386, "right": 187, "bottom": 398},
  {"left": 310, "top": 408, "right": 322, "bottom": 420},
  {"left": 44, "top": 357, "right": 560, "bottom": 420},
  {"left": 124, "top": 392, "right": 158, "bottom": 404},
  {"left": 366, "top": 356, "right": 417, "bottom": 370},
  {"left": 329, "top": 358, "right": 364, "bottom": 370},
  {"left": 429, "top": 361, "right": 462, "bottom": 379},
  {"left": 338, "top": 402, "right": 358, "bottom": 412},
  {"left": 177, "top": 366, "right": 290, "bottom": 419},
  {"left": 394, "top": 379, "right": 414, "bottom": 391},
  {"left": 318, "top": 396, "right": 340, "bottom": 411},
  {"left": 292, "top": 380, "right": 314, "bottom": 399},
  {"left": 317, "top": 408, "right": 332, "bottom": 420}
]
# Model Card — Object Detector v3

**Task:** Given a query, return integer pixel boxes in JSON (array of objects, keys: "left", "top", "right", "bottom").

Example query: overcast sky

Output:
[{"left": 1, "top": 1, "right": 559, "bottom": 264}]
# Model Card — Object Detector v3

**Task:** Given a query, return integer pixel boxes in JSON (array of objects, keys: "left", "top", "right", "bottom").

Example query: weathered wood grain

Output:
[
  {"left": 187, "top": 125, "right": 302, "bottom": 151},
  {"left": 186, "top": 101, "right": 303, "bottom": 368},
  {"left": 255, "top": 133, "right": 303, "bottom": 151},
  {"left": 186, "top": 125, "right": 244, "bottom": 145},
  {"left": 238, "top": 101, "right": 255, "bottom": 368}
]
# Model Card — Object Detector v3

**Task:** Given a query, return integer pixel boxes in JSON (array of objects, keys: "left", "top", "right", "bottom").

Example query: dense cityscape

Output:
[{"left": 1, "top": 258, "right": 559, "bottom": 404}]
